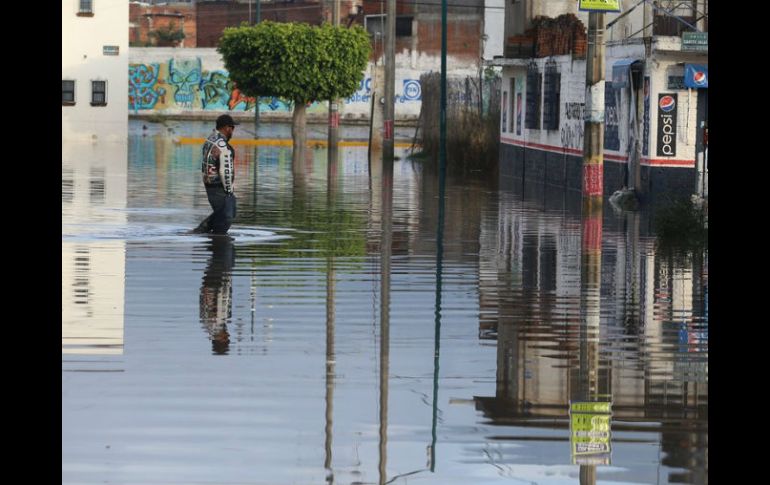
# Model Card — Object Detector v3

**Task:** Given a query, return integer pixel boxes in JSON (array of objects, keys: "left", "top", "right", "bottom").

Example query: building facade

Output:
[
  {"left": 491, "top": 0, "right": 708, "bottom": 200},
  {"left": 63, "top": 0, "right": 129, "bottom": 142}
]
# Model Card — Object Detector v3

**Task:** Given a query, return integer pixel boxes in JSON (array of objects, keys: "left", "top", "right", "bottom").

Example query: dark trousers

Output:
[{"left": 194, "top": 185, "right": 237, "bottom": 234}]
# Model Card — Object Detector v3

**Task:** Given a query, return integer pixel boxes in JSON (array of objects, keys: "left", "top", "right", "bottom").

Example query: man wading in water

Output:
[{"left": 191, "top": 114, "right": 238, "bottom": 235}]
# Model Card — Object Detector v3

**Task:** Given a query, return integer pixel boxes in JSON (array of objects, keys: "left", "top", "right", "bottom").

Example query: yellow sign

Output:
[
  {"left": 579, "top": 0, "right": 621, "bottom": 12},
  {"left": 570, "top": 401, "right": 612, "bottom": 464}
]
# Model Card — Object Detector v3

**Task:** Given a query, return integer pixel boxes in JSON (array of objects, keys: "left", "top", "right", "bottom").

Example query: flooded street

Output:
[{"left": 63, "top": 121, "right": 707, "bottom": 484}]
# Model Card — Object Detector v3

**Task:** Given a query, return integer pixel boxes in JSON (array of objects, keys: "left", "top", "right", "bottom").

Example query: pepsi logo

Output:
[
  {"left": 693, "top": 71, "right": 707, "bottom": 86},
  {"left": 659, "top": 95, "right": 676, "bottom": 112}
]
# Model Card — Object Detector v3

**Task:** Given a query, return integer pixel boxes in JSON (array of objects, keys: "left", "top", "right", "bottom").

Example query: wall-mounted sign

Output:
[
  {"left": 684, "top": 64, "right": 708, "bottom": 89},
  {"left": 682, "top": 32, "right": 708, "bottom": 52},
  {"left": 103, "top": 45, "right": 119, "bottom": 56},
  {"left": 657, "top": 93, "right": 678, "bottom": 157},
  {"left": 579, "top": 0, "right": 621, "bottom": 12}
]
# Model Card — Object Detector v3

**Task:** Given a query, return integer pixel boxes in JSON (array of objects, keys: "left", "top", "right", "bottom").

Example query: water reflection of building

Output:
[
  {"left": 62, "top": 141, "right": 128, "bottom": 357},
  {"left": 476, "top": 186, "right": 707, "bottom": 482}
]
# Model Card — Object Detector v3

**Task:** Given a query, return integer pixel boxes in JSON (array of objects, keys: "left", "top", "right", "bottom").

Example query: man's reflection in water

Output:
[{"left": 199, "top": 235, "right": 235, "bottom": 354}]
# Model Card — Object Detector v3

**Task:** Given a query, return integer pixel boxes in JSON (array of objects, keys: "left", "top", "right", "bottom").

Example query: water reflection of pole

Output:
[
  {"left": 378, "top": 154, "right": 393, "bottom": 485},
  {"left": 325, "top": 146, "right": 338, "bottom": 485},
  {"left": 325, "top": 254, "right": 336, "bottom": 484},
  {"left": 430, "top": 131, "right": 447, "bottom": 472},
  {"left": 578, "top": 180, "right": 603, "bottom": 485},
  {"left": 251, "top": 146, "right": 259, "bottom": 338}
]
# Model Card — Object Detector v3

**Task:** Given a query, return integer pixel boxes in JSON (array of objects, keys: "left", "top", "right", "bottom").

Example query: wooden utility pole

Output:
[
  {"left": 383, "top": 0, "right": 396, "bottom": 163},
  {"left": 582, "top": 11, "right": 605, "bottom": 207}
]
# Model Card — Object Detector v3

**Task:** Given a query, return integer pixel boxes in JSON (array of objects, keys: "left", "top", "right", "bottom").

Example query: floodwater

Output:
[{"left": 62, "top": 120, "right": 707, "bottom": 484}]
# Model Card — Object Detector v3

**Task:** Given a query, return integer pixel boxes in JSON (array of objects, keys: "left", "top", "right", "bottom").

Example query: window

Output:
[
  {"left": 525, "top": 62, "right": 541, "bottom": 130},
  {"left": 542, "top": 60, "right": 560, "bottom": 131},
  {"left": 365, "top": 15, "right": 414, "bottom": 38},
  {"left": 62, "top": 80, "right": 75, "bottom": 106},
  {"left": 91, "top": 81, "right": 106, "bottom": 106},
  {"left": 78, "top": 0, "right": 94, "bottom": 16}
]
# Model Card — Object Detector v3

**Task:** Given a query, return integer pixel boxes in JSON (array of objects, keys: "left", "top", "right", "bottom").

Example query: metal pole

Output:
[
  {"left": 253, "top": 0, "right": 261, "bottom": 139},
  {"left": 439, "top": 0, "right": 447, "bottom": 181},
  {"left": 328, "top": 0, "right": 341, "bottom": 168},
  {"left": 383, "top": 0, "right": 396, "bottom": 162}
]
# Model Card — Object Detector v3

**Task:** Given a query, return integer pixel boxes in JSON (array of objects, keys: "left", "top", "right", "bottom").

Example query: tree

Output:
[
  {"left": 218, "top": 21, "right": 370, "bottom": 161},
  {"left": 149, "top": 22, "right": 185, "bottom": 47}
]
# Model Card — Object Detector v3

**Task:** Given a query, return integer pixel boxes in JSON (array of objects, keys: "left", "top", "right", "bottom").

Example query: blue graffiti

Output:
[
  {"left": 129, "top": 63, "right": 165, "bottom": 110},
  {"left": 199, "top": 70, "right": 232, "bottom": 110},
  {"left": 168, "top": 58, "right": 201, "bottom": 107}
]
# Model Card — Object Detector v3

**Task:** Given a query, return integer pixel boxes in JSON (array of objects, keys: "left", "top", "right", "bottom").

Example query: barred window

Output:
[
  {"left": 79, "top": 0, "right": 92, "bottom": 13},
  {"left": 91, "top": 81, "right": 106, "bottom": 106},
  {"left": 525, "top": 62, "right": 541, "bottom": 130},
  {"left": 62, "top": 80, "right": 75, "bottom": 105},
  {"left": 543, "top": 60, "right": 560, "bottom": 131}
]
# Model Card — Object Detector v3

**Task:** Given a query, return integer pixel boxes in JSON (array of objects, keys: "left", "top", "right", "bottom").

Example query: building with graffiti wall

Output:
[
  {"left": 63, "top": 0, "right": 129, "bottom": 141},
  {"left": 129, "top": 47, "right": 481, "bottom": 123},
  {"left": 490, "top": 0, "right": 708, "bottom": 201}
]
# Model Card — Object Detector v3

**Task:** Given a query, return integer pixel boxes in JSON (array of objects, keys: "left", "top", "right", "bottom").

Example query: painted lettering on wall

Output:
[
  {"left": 561, "top": 102, "right": 585, "bottom": 149},
  {"left": 642, "top": 77, "right": 650, "bottom": 156},
  {"left": 604, "top": 84, "right": 620, "bottom": 151}
]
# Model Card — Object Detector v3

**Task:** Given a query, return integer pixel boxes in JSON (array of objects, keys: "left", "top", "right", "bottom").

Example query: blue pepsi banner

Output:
[
  {"left": 657, "top": 93, "right": 677, "bottom": 157},
  {"left": 684, "top": 65, "right": 708, "bottom": 89}
]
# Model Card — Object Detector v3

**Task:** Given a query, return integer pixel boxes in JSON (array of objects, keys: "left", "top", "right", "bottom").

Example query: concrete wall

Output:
[
  {"left": 484, "top": 0, "right": 505, "bottom": 60},
  {"left": 129, "top": 47, "right": 479, "bottom": 120},
  {"left": 63, "top": 0, "right": 129, "bottom": 142}
]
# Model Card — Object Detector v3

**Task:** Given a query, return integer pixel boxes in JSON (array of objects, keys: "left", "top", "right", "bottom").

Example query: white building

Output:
[
  {"left": 490, "top": 0, "right": 708, "bottom": 201},
  {"left": 62, "top": 0, "right": 129, "bottom": 142}
]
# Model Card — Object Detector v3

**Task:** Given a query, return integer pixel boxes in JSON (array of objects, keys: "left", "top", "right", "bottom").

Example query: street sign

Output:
[
  {"left": 579, "top": 0, "right": 621, "bottom": 12},
  {"left": 682, "top": 32, "right": 708, "bottom": 52},
  {"left": 570, "top": 401, "right": 612, "bottom": 465}
]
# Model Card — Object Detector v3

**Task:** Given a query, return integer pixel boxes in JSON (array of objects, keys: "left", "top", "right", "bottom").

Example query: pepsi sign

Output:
[
  {"left": 657, "top": 93, "right": 677, "bottom": 157},
  {"left": 684, "top": 64, "right": 708, "bottom": 89}
]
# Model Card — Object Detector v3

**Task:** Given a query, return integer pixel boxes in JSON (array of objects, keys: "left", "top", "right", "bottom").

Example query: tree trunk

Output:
[{"left": 292, "top": 101, "right": 307, "bottom": 165}]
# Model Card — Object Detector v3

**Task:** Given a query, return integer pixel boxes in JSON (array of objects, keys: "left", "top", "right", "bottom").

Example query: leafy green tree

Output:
[
  {"left": 218, "top": 21, "right": 370, "bottom": 160},
  {"left": 149, "top": 22, "right": 185, "bottom": 47}
]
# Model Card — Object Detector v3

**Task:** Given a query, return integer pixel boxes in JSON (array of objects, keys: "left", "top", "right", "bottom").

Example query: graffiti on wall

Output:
[
  {"left": 129, "top": 58, "right": 422, "bottom": 114},
  {"left": 346, "top": 78, "right": 422, "bottom": 104},
  {"left": 129, "top": 63, "right": 166, "bottom": 110},
  {"left": 200, "top": 70, "right": 232, "bottom": 110},
  {"left": 561, "top": 102, "right": 585, "bottom": 149},
  {"left": 168, "top": 58, "right": 202, "bottom": 108}
]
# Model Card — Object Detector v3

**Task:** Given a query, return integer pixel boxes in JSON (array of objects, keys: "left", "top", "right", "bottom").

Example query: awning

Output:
[
  {"left": 612, "top": 59, "right": 642, "bottom": 88},
  {"left": 685, "top": 64, "right": 708, "bottom": 88}
]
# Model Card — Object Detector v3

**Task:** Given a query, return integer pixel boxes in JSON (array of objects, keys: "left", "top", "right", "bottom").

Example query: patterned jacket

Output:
[{"left": 201, "top": 129, "right": 235, "bottom": 193}]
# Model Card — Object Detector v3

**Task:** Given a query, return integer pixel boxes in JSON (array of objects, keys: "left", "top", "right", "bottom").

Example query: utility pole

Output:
[
  {"left": 582, "top": 11, "right": 605, "bottom": 222},
  {"left": 578, "top": 12, "right": 606, "bottom": 485},
  {"left": 383, "top": 0, "right": 396, "bottom": 163},
  {"left": 328, "top": 0, "right": 342, "bottom": 168}
]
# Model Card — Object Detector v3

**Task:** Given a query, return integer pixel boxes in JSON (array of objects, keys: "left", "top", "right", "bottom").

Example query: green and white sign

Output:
[
  {"left": 579, "top": 0, "right": 621, "bottom": 12},
  {"left": 682, "top": 32, "right": 708, "bottom": 52},
  {"left": 570, "top": 401, "right": 612, "bottom": 465}
]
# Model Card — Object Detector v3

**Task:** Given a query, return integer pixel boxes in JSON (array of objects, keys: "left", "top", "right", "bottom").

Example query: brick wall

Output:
[
  {"left": 196, "top": 1, "right": 324, "bottom": 48},
  {"left": 129, "top": 3, "right": 197, "bottom": 47}
]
